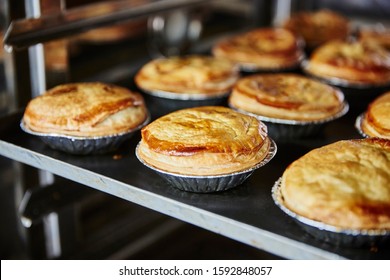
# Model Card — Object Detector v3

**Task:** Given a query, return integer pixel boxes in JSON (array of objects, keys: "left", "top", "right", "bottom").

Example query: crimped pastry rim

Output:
[
  {"left": 229, "top": 102, "right": 349, "bottom": 125},
  {"left": 302, "top": 59, "right": 390, "bottom": 88},
  {"left": 20, "top": 112, "right": 150, "bottom": 140},
  {"left": 135, "top": 138, "right": 277, "bottom": 178},
  {"left": 272, "top": 177, "right": 390, "bottom": 236}
]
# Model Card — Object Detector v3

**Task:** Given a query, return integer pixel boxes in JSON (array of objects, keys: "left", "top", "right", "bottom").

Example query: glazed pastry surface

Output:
[
  {"left": 229, "top": 74, "right": 345, "bottom": 121},
  {"left": 212, "top": 28, "right": 304, "bottom": 70},
  {"left": 135, "top": 55, "right": 239, "bottom": 96},
  {"left": 138, "top": 106, "right": 270, "bottom": 175},
  {"left": 23, "top": 82, "right": 148, "bottom": 137},
  {"left": 281, "top": 138, "right": 390, "bottom": 230}
]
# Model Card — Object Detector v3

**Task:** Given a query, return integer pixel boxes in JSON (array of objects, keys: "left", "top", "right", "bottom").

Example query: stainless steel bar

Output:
[{"left": 4, "top": 0, "right": 209, "bottom": 50}]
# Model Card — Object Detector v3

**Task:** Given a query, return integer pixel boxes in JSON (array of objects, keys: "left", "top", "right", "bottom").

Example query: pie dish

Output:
[
  {"left": 273, "top": 138, "right": 390, "bottom": 246},
  {"left": 356, "top": 91, "right": 390, "bottom": 139},
  {"left": 134, "top": 55, "right": 239, "bottom": 99},
  {"left": 21, "top": 82, "right": 149, "bottom": 154},
  {"left": 136, "top": 106, "right": 276, "bottom": 192},
  {"left": 229, "top": 74, "right": 348, "bottom": 139},
  {"left": 283, "top": 9, "right": 349, "bottom": 49},
  {"left": 212, "top": 27, "right": 304, "bottom": 72},
  {"left": 303, "top": 40, "right": 390, "bottom": 87}
]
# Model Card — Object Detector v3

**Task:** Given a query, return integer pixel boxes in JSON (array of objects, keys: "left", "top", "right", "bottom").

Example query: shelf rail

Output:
[{"left": 3, "top": 0, "right": 209, "bottom": 50}]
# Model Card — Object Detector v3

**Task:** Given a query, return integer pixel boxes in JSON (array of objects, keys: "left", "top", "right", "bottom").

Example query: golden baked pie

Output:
[
  {"left": 280, "top": 138, "right": 390, "bottom": 230},
  {"left": 361, "top": 91, "right": 390, "bottom": 139},
  {"left": 359, "top": 28, "right": 390, "bottom": 51},
  {"left": 134, "top": 55, "right": 239, "bottom": 97},
  {"left": 137, "top": 106, "right": 270, "bottom": 176},
  {"left": 304, "top": 40, "right": 390, "bottom": 85},
  {"left": 283, "top": 9, "right": 349, "bottom": 49},
  {"left": 23, "top": 82, "right": 148, "bottom": 137},
  {"left": 212, "top": 28, "right": 304, "bottom": 70},
  {"left": 229, "top": 74, "right": 346, "bottom": 121}
]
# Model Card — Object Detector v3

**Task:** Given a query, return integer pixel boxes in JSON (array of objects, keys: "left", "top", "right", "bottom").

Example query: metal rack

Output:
[{"left": 1, "top": 0, "right": 389, "bottom": 260}]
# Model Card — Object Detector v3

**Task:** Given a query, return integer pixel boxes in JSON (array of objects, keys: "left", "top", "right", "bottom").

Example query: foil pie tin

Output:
[
  {"left": 230, "top": 103, "right": 349, "bottom": 141},
  {"left": 135, "top": 139, "right": 277, "bottom": 193},
  {"left": 272, "top": 178, "right": 390, "bottom": 247},
  {"left": 20, "top": 113, "right": 150, "bottom": 155}
]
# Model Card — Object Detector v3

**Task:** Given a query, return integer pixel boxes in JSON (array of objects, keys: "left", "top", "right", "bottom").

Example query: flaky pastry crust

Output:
[
  {"left": 138, "top": 106, "right": 270, "bottom": 175},
  {"left": 23, "top": 82, "right": 148, "bottom": 137},
  {"left": 281, "top": 138, "right": 390, "bottom": 230},
  {"left": 283, "top": 9, "right": 349, "bottom": 48},
  {"left": 361, "top": 91, "right": 390, "bottom": 139},
  {"left": 305, "top": 40, "right": 390, "bottom": 85},
  {"left": 212, "top": 28, "right": 304, "bottom": 70},
  {"left": 134, "top": 55, "right": 239, "bottom": 96},
  {"left": 229, "top": 74, "right": 345, "bottom": 121}
]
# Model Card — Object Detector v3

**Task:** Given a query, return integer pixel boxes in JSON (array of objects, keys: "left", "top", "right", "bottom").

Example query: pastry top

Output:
[
  {"left": 305, "top": 40, "right": 390, "bottom": 85},
  {"left": 23, "top": 82, "right": 148, "bottom": 137},
  {"left": 134, "top": 55, "right": 239, "bottom": 96},
  {"left": 281, "top": 138, "right": 390, "bottom": 230},
  {"left": 359, "top": 28, "right": 390, "bottom": 51},
  {"left": 212, "top": 28, "right": 304, "bottom": 70},
  {"left": 229, "top": 74, "right": 345, "bottom": 121},
  {"left": 361, "top": 91, "right": 390, "bottom": 139},
  {"left": 283, "top": 9, "right": 349, "bottom": 48},
  {"left": 137, "top": 106, "right": 270, "bottom": 175}
]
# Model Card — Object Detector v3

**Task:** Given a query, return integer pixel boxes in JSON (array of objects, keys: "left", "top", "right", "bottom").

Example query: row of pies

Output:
[
  {"left": 22, "top": 76, "right": 390, "bottom": 143},
  {"left": 21, "top": 82, "right": 390, "bottom": 242},
  {"left": 137, "top": 29, "right": 390, "bottom": 89}
]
